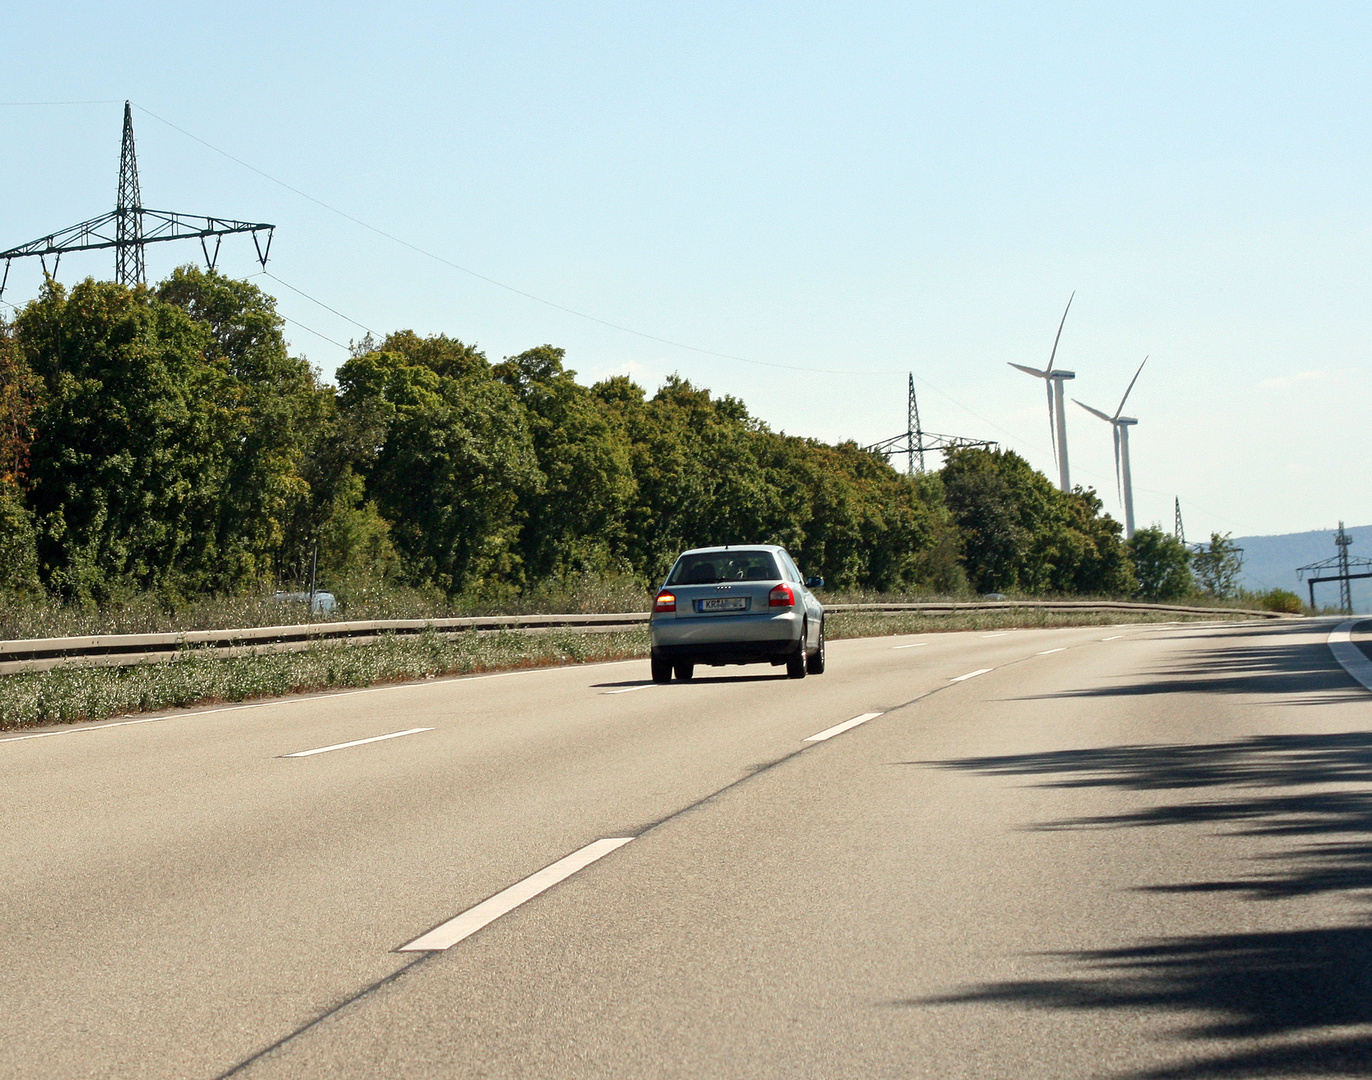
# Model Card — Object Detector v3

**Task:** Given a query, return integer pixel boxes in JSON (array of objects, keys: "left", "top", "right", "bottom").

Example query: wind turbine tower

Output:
[
  {"left": 1075, "top": 357, "right": 1147, "bottom": 539},
  {"left": 1009, "top": 294, "right": 1076, "bottom": 493}
]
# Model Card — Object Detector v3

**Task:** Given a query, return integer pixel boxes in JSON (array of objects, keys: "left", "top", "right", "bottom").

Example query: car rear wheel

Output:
[
  {"left": 673, "top": 662, "right": 695, "bottom": 681},
  {"left": 806, "top": 619, "right": 826, "bottom": 675},
  {"left": 787, "top": 622, "right": 808, "bottom": 679},
  {"left": 650, "top": 654, "right": 672, "bottom": 684}
]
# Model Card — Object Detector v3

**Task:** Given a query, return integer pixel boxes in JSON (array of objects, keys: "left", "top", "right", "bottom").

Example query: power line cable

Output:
[
  {"left": 13, "top": 101, "right": 1248, "bottom": 529},
  {"left": 277, "top": 314, "right": 351, "bottom": 351},
  {"left": 257, "top": 271, "right": 376, "bottom": 336},
  {"left": 131, "top": 102, "right": 905, "bottom": 379},
  {"left": 0, "top": 100, "right": 122, "bottom": 106}
]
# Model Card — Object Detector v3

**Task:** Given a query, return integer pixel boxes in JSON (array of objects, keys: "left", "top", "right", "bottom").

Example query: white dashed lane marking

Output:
[
  {"left": 283, "top": 728, "right": 433, "bottom": 758},
  {"left": 804, "top": 713, "right": 884, "bottom": 743},
  {"left": 892, "top": 642, "right": 926, "bottom": 650},
  {"left": 950, "top": 668, "right": 993, "bottom": 683},
  {"left": 400, "top": 837, "right": 635, "bottom": 951},
  {"left": 1037, "top": 648, "right": 1065, "bottom": 655}
]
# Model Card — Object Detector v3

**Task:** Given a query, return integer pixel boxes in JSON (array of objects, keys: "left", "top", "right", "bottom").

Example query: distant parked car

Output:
[
  {"left": 269, "top": 590, "right": 338, "bottom": 615},
  {"left": 649, "top": 545, "right": 825, "bottom": 683}
]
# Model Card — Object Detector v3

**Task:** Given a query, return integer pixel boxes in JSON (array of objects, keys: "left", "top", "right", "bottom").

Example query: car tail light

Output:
[
  {"left": 654, "top": 591, "right": 676, "bottom": 613},
  {"left": 769, "top": 583, "right": 795, "bottom": 607}
]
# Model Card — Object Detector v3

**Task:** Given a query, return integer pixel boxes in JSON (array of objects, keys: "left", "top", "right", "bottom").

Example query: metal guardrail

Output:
[
  {"left": 0, "top": 600, "right": 1285, "bottom": 675},
  {"left": 825, "top": 599, "right": 1286, "bottom": 618}
]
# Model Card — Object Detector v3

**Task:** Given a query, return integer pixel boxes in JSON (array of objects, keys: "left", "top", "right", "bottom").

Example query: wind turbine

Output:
[
  {"left": 1074, "top": 357, "right": 1147, "bottom": 539},
  {"left": 1009, "top": 293, "right": 1076, "bottom": 493}
]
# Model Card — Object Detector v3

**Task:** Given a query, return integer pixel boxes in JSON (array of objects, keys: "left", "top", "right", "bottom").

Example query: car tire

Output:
[
  {"left": 650, "top": 654, "right": 672, "bottom": 684},
  {"left": 787, "top": 622, "right": 808, "bottom": 679},
  {"left": 806, "top": 619, "right": 826, "bottom": 675},
  {"left": 674, "top": 661, "right": 695, "bottom": 681}
]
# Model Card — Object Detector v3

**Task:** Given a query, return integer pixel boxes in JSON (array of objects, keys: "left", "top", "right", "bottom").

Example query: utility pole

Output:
[
  {"left": 308, "top": 541, "right": 319, "bottom": 619},
  {"left": 906, "top": 375, "right": 924, "bottom": 475},
  {"left": 1297, "top": 521, "right": 1371, "bottom": 613},
  {"left": 865, "top": 373, "right": 995, "bottom": 471},
  {"left": 0, "top": 101, "right": 276, "bottom": 299},
  {"left": 114, "top": 103, "right": 145, "bottom": 287},
  {"left": 1336, "top": 522, "right": 1354, "bottom": 615}
]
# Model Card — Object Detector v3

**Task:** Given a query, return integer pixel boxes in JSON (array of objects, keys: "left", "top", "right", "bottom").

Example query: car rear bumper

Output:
[
  {"left": 650, "top": 610, "right": 802, "bottom": 666},
  {"left": 652, "top": 638, "right": 798, "bottom": 666}
]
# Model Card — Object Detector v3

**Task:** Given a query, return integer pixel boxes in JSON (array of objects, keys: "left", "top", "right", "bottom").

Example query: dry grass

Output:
[
  {"left": 824, "top": 607, "right": 1240, "bottom": 639},
  {"left": 0, "top": 603, "right": 1254, "bottom": 732},
  {"left": 0, "top": 629, "right": 650, "bottom": 730}
]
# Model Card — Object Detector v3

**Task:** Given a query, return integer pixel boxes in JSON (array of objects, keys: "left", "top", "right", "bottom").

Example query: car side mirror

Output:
[{"left": 806, "top": 576, "right": 824, "bottom": 589}]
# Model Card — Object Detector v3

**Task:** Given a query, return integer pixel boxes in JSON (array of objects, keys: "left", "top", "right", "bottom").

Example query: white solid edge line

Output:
[
  {"left": 892, "top": 642, "right": 926, "bottom": 650},
  {"left": 804, "top": 712, "right": 884, "bottom": 742},
  {"left": 950, "top": 668, "right": 993, "bottom": 683},
  {"left": 0, "top": 657, "right": 650, "bottom": 746},
  {"left": 1037, "top": 648, "right": 1066, "bottom": 655},
  {"left": 400, "top": 837, "right": 635, "bottom": 951},
  {"left": 1329, "top": 620, "right": 1372, "bottom": 694},
  {"left": 284, "top": 727, "right": 434, "bottom": 757}
]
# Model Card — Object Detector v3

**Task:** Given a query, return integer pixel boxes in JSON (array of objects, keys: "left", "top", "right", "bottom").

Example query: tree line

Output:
[{"left": 0, "top": 269, "right": 1205, "bottom": 609}]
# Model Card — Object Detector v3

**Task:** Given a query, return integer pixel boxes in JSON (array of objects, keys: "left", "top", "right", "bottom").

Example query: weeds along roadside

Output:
[{"left": 0, "top": 609, "right": 1246, "bottom": 732}]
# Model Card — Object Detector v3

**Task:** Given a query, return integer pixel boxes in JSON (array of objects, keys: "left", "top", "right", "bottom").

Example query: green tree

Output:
[
  {"left": 338, "top": 333, "right": 541, "bottom": 594},
  {"left": 15, "top": 272, "right": 325, "bottom": 601},
  {"left": 1126, "top": 526, "right": 1194, "bottom": 600},
  {"left": 157, "top": 267, "right": 333, "bottom": 587},
  {"left": 17, "top": 278, "right": 231, "bottom": 600},
  {"left": 596, "top": 375, "right": 786, "bottom": 581},
  {"left": 0, "top": 316, "right": 41, "bottom": 593},
  {"left": 1192, "top": 531, "right": 1243, "bottom": 598},
  {"left": 941, "top": 447, "right": 1134, "bottom": 595},
  {"left": 495, "top": 346, "right": 636, "bottom": 581}
]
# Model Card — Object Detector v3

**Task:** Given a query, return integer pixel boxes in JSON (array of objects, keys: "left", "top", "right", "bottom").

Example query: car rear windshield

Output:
[{"left": 667, "top": 551, "right": 781, "bottom": 585}]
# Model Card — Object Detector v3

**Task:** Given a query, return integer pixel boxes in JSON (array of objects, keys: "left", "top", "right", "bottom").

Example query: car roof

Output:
[{"left": 674, "top": 545, "right": 785, "bottom": 557}]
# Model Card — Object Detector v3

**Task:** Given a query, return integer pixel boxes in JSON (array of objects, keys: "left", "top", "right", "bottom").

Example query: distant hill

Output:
[{"left": 1229, "top": 524, "right": 1372, "bottom": 613}]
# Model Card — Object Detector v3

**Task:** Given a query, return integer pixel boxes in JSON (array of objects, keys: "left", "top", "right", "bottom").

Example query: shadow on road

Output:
[
  {"left": 591, "top": 674, "right": 788, "bottom": 688},
  {"left": 894, "top": 624, "right": 1372, "bottom": 1074},
  {"left": 927, "top": 733, "right": 1372, "bottom": 902},
  {"left": 900, "top": 926, "right": 1372, "bottom": 1077},
  {"left": 1012, "top": 620, "right": 1366, "bottom": 706}
]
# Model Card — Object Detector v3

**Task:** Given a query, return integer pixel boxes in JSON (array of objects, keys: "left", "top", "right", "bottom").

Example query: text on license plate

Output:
[{"left": 697, "top": 597, "right": 749, "bottom": 612}]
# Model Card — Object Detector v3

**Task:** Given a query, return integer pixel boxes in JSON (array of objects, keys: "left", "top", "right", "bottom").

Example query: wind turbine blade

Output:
[
  {"left": 1046, "top": 291, "right": 1075, "bottom": 374},
  {"left": 1046, "top": 381, "right": 1058, "bottom": 466},
  {"left": 1073, "top": 399, "right": 1114, "bottom": 422},
  {"left": 1008, "top": 362, "right": 1048, "bottom": 378},
  {"left": 1113, "top": 424, "right": 1122, "bottom": 504},
  {"left": 1115, "top": 355, "right": 1147, "bottom": 418}
]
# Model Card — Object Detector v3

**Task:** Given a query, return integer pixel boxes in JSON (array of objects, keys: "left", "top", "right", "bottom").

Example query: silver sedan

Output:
[{"left": 649, "top": 545, "right": 825, "bottom": 683}]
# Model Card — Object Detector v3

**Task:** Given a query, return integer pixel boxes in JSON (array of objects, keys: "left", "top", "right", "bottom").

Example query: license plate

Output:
[{"left": 697, "top": 597, "right": 749, "bottom": 612}]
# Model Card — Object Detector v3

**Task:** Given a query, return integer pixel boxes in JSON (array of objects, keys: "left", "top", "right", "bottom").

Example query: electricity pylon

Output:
[
  {"left": 1298, "top": 522, "right": 1372, "bottom": 613},
  {"left": 864, "top": 374, "right": 997, "bottom": 472},
  {"left": 0, "top": 102, "right": 276, "bottom": 298}
]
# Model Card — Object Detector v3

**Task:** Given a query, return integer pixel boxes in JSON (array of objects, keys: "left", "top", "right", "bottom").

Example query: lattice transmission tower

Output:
[
  {"left": 1, "top": 102, "right": 275, "bottom": 298},
  {"left": 1298, "top": 522, "right": 1372, "bottom": 614},
  {"left": 115, "top": 102, "right": 145, "bottom": 287},
  {"left": 864, "top": 373, "right": 997, "bottom": 474}
]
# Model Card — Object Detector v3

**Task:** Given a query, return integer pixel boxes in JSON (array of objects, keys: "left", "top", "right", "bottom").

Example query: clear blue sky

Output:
[{"left": 3, "top": 2, "right": 1368, "bottom": 540}]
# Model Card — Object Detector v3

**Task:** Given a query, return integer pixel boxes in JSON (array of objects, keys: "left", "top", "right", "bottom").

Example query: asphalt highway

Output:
[{"left": 4, "top": 617, "right": 1372, "bottom": 1079}]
